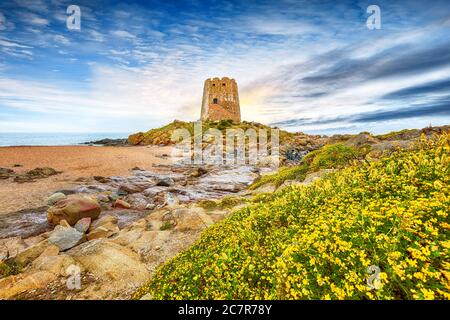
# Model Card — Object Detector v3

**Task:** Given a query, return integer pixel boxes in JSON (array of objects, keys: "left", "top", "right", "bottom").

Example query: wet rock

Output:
[
  {"left": 0, "top": 167, "right": 14, "bottom": 180},
  {"left": 48, "top": 225, "right": 86, "bottom": 251},
  {"left": 74, "top": 217, "right": 91, "bottom": 233},
  {"left": 114, "top": 199, "right": 131, "bottom": 209},
  {"left": 0, "top": 207, "right": 51, "bottom": 239},
  {"left": 14, "top": 167, "right": 61, "bottom": 183},
  {"left": 82, "top": 138, "right": 127, "bottom": 146},
  {"left": 47, "top": 192, "right": 67, "bottom": 206},
  {"left": 94, "top": 176, "right": 111, "bottom": 183},
  {"left": 156, "top": 177, "right": 174, "bottom": 187},
  {"left": 47, "top": 195, "right": 101, "bottom": 226}
]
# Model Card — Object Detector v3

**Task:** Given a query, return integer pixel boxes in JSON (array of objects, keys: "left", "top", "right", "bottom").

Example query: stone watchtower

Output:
[{"left": 200, "top": 77, "right": 241, "bottom": 122}]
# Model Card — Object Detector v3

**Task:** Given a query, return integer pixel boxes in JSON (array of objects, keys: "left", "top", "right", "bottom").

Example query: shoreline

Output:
[{"left": 0, "top": 145, "right": 173, "bottom": 215}]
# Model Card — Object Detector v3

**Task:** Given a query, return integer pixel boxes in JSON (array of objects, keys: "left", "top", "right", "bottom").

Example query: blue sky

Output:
[{"left": 0, "top": 0, "right": 449, "bottom": 135}]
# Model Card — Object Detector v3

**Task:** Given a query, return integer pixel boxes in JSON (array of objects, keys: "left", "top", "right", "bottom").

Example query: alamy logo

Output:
[
  {"left": 366, "top": 265, "right": 381, "bottom": 290},
  {"left": 171, "top": 121, "right": 279, "bottom": 167},
  {"left": 366, "top": 5, "right": 381, "bottom": 30},
  {"left": 66, "top": 5, "right": 81, "bottom": 31},
  {"left": 66, "top": 264, "right": 81, "bottom": 290}
]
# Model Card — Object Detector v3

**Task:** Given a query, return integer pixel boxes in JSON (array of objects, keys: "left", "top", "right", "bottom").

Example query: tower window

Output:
[
  {"left": 212, "top": 84, "right": 215, "bottom": 86},
  {"left": 222, "top": 83, "right": 226, "bottom": 86},
  {"left": 213, "top": 98, "right": 218, "bottom": 104}
]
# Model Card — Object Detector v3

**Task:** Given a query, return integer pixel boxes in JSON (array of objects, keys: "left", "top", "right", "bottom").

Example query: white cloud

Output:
[
  {"left": 87, "top": 29, "right": 104, "bottom": 42},
  {"left": 0, "top": 38, "right": 32, "bottom": 48},
  {"left": 18, "top": 11, "right": 49, "bottom": 26},
  {"left": 111, "top": 30, "right": 136, "bottom": 39}
]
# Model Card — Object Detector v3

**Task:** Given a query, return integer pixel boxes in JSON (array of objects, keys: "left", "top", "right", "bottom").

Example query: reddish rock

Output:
[
  {"left": 114, "top": 199, "right": 131, "bottom": 209},
  {"left": 47, "top": 196, "right": 101, "bottom": 226},
  {"left": 74, "top": 217, "right": 92, "bottom": 233}
]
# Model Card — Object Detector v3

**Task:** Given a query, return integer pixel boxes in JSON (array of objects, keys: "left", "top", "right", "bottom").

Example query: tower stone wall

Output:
[{"left": 200, "top": 77, "right": 241, "bottom": 122}]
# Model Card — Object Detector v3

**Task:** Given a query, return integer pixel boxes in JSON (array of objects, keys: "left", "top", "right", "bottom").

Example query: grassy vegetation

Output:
[
  {"left": 128, "top": 120, "right": 296, "bottom": 146},
  {"left": 135, "top": 133, "right": 450, "bottom": 300},
  {"left": 250, "top": 143, "right": 362, "bottom": 189},
  {"left": 160, "top": 221, "right": 174, "bottom": 231},
  {"left": 0, "top": 260, "right": 23, "bottom": 278},
  {"left": 198, "top": 196, "right": 244, "bottom": 211},
  {"left": 375, "top": 128, "right": 418, "bottom": 141}
]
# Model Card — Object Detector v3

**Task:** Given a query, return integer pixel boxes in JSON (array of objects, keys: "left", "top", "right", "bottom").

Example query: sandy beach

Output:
[{"left": 0, "top": 145, "right": 173, "bottom": 214}]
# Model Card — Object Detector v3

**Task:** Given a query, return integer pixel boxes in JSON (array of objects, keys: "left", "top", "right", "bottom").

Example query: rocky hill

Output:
[{"left": 128, "top": 119, "right": 327, "bottom": 153}]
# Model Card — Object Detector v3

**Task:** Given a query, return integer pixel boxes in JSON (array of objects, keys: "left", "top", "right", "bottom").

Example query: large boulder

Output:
[
  {"left": 47, "top": 196, "right": 101, "bottom": 226},
  {"left": 48, "top": 225, "right": 86, "bottom": 251},
  {"left": 47, "top": 192, "right": 67, "bottom": 206}
]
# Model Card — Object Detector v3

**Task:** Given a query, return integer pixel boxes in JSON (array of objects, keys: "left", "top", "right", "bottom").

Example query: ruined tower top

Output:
[{"left": 200, "top": 77, "right": 241, "bottom": 122}]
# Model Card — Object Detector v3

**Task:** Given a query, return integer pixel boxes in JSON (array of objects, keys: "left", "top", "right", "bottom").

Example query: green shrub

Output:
[
  {"left": 0, "top": 260, "right": 23, "bottom": 278},
  {"left": 250, "top": 143, "right": 361, "bottom": 190},
  {"left": 160, "top": 221, "right": 174, "bottom": 231}
]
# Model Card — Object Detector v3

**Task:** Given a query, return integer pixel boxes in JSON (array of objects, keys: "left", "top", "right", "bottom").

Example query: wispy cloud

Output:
[{"left": 0, "top": 0, "right": 449, "bottom": 134}]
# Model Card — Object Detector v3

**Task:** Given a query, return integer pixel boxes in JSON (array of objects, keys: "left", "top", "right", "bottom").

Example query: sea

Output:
[{"left": 0, "top": 132, "right": 130, "bottom": 147}]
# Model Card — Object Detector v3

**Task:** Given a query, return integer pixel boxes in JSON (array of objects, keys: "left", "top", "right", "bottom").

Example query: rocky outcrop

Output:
[
  {"left": 47, "top": 196, "right": 101, "bottom": 226},
  {"left": 87, "top": 215, "right": 119, "bottom": 240},
  {"left": 14, "top": 167, "right": 62, "bottom": 183},
  {"left": 82, "top": 138, "right": 128, "bottom": 146},
  {"left": 0, "top": 168, "right": 14, "bottom": 180}
]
